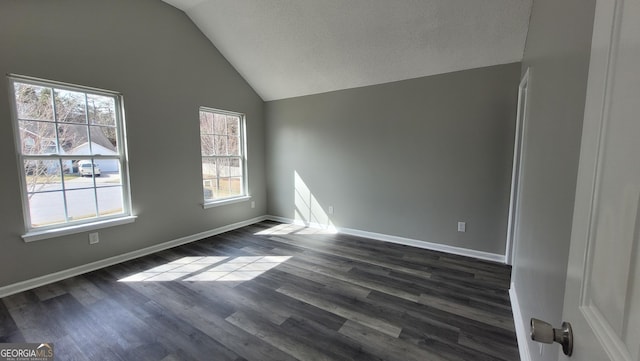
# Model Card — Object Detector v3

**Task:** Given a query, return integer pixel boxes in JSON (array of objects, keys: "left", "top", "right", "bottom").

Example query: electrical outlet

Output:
[
  {"left": 89, "top": 232, "right": 99, "bottom": 245},
  {"left": 457, "top": 222, "right": 466, "bottom": 232},
  {"left": 328, "top": 206, "right": 334, "bottom": 215},
  {"left": 250, "top": 201, "right": 255, "bottom": 209}
]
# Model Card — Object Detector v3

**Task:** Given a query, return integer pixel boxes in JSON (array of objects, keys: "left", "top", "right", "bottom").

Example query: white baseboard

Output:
[
  {"left": 510, "top": 283, "right": 532, "bottom": 361},
  {"left": 265, "top": 215, "right": 505, "bottom": 263},
  {"left": 0, "top": 215, "right": 268, "bottom": 299}
]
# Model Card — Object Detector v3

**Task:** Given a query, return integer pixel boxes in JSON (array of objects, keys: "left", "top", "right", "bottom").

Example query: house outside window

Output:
[
  {"left": 8, "top": 75, "right": 133, "bottom": 240},
  {"left": 199, "top": 107, "right": 247, "bottom": 205}
]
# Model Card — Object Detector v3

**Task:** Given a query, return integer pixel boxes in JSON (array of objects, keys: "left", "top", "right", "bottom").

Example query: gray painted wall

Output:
[
  {"left": 0, "top": 0, "right": 266, "bottom": 287},
  {"left": 512, "top": 0, "right": 596, "bottom": 359},
  {"left": 265, "top": 64, "right": 520, "bottom": 255}
]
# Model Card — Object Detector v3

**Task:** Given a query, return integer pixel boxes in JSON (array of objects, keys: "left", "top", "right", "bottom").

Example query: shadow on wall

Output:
[{"left": 294, "top": 171, "right": 335, "bottom": 231}]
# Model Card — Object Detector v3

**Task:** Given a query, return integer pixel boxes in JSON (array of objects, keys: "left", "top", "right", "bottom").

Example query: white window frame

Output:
[
  {"left": 8, "top": 74, "right": 135, "bottom": 242},
  {"left": 199, "top": 107, "right": 249, "bottom": 207}
]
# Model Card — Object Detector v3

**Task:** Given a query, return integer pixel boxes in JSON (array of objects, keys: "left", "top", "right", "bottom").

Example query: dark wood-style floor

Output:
[{"left": 0, "top": 221, "right": 519, "bottom": 361}]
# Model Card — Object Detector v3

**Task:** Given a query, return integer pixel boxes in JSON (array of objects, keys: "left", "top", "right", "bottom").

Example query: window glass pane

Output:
[
  {"left": 199, "top": 111, "right": 214, "bottom": 134},
  {"left": 97, "top": 187, "right": 123, "bottom": 216},
  {"left": 90, "top": 125, "right": 118, "bottom": 152},
  {"left": 14, "top": 83, "right": 54, "bottom": 121},
  {"left": 229, "top": 177, "right": 243, "bottom": 197},
  {"left": 201, "top": 135, "right": 215, "bottom": 156},
  {"left": 204, "top": 180, "right": 216, "bottom": 200},
  {"left": 213, "top": 114, "right": 226, "bottom": 134},
  {"left": 216, "top": 177, "right": 232, "bottom": 198},
  {"left": 28, "top": 191, "right": 66, "bottom": 227},
  {"left": 58, "top": 123, "right": 89, "bottom": 153},
  {"left": 202, "top": 158, "right": 216, "bottom": 200},
  {"left": 228, "top": 135, "right": 240, "bottom": 156},
  {"left": 64, "top": 165, "right": 91, "bottom": 190},
  {"left": 212, "top": 181, "right": 222, "bottom": 199},
  {"left": 227, "top": 116, "right": 239, "bottom": 136},
  {"left": 54, "top": 89, "right": 87, "bottom": 124},
  {"left": 230, "top": 158, "right": 242, "bottom": 177},
  {"left": 202, "top": 158, "right": 217, "bottom": 180},
  {"left": 87, "top": 94, "right": 116, "bottom": 127},
  {"left": 215, "top": 135, "right": 227, "bottom": 155},
  {"left": 66, "top": 189, "right": 97, "bottom": 221},
  {"left": 217, "top": 158, "right": 230, "bottom": 177},
  {"left": 25, "top": 160, "right": 63, "bottom": 193},
  {"left": 95, "top": 161, "right": 120, "bottom": 187},
  {"left": 19, "top": 120, "right": 57, "bottom": 154}
]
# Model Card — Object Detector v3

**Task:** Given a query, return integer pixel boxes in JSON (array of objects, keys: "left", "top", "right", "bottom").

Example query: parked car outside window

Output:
[{"left": 79, "top": 162, "right": 101, "bottom": 177}]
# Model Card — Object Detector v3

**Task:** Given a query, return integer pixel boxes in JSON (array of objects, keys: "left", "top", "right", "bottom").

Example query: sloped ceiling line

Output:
[{"left": 163, "top": 0, "right": 532, "bottom": 101}]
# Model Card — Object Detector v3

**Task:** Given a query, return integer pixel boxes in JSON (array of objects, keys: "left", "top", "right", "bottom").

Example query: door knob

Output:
[{"left": 530, "top": 318, "right": 573, "bottom": 356}]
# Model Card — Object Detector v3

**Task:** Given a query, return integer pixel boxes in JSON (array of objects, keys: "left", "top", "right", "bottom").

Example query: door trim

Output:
[
  {"left": 505, "top": 68, "right": 531, "bottom": 265},
  {"left": 510, "top": 283, "right": 533, "bottom": 361}
]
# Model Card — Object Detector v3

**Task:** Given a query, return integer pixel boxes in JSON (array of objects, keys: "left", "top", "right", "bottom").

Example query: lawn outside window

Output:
[
  {"left": 8, "top": 74, "right": 134, "bottom": 241},
  {"left": 199, "top": 107, "right": 248, "bottom": 206}
]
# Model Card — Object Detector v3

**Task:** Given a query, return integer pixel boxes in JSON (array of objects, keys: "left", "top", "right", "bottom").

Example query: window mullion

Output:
[
  {"left": 50, "top": 87, "right": 62, "bottom": 155},
  {"left": 92, "top": 158, "right": 100, "bottom": 218},
  {"left": 85, "top": 93, "right": 93, "bottom": 155}
]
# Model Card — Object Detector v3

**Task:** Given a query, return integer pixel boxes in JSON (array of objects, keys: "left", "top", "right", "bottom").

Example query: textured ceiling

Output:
[{"left": 163, "top": 0, "right": 532, "bottom": 101}]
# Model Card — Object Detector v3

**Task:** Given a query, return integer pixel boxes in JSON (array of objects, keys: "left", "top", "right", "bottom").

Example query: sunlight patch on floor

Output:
[
  {"left": 255, "top": 223, "right": 336, "bottom": 236},
  {"left": 118, "top": 255, "right": 291, "bottom": 283}
]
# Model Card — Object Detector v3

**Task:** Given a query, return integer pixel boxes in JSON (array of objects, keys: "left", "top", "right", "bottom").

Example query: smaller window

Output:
[{"left": 199, "top": 107, "right": 247, "bottom": 204}]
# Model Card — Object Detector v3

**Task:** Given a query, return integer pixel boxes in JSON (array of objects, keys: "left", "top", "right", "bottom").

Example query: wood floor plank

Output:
[
  {"left": 60, "top": 275, "right": 108, "bottom": 307},
  {"left": 338, "top": 320, "right": 448, "bottom": 361},
  {"left": 136, "top": 300, "right": 239, "bottom": 361},
  {"left": 277, "top": 283, "right": 403, "bottom": 338},
  {"left": 7, "top": 299, "right": 66, "bottom": 344},
  {"left": 0, "top": 221, "right": 519, "bottom": 360},
  {"left": 53, "top": 335, "right": 91, "bottom": 361},
  {"left": 277, "top": 262, "right": 372, "bottom": 299},
  {"left": 2, "top": 290, "right": 40, "bottom": 311},
  {"left": 42, "top": 293, "right": 131, "bottom": 360},
  {"left": 182, "top": 281, "right": 291, "bottom": 325},
  {"left": 235, "top": 280, "right": 348, "bottom": 333},
  {"left": 399, "top": 326, "right": 502, "bottom": 361},
  {"left": 279, "top": 314, "right": 385, "bottom": 361},
  {"left": 226, "top": 310, "right": 334, "bottom": 361},
  {"left": 417, "top": 293, "right": 515, "bottom": 331},
  {"left": 458, "top": 329, "right": 521, "bottom": 361},
  {"left": 136, "top": 286, "right": 296, "bottom": 361},
  {"left": 367, "top": 289, "right": 518, "bottom": 342}
]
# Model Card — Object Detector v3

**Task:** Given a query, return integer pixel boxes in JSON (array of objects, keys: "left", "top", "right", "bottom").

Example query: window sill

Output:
[
  {"left": 203, "top": 195, "right": 251, "bottom": 209},
  {"left": 22, "top": 216, "right": 137, "bottom": 243}
]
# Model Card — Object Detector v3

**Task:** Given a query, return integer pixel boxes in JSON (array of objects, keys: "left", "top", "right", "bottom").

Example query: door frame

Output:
[{"left": 505, "top": 68, "right": 531, "bottom": 266}]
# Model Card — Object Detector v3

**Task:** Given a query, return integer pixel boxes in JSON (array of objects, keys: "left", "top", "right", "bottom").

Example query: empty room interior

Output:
[{"left": 3, "top": 0, "right": 636, "bottom": 360}]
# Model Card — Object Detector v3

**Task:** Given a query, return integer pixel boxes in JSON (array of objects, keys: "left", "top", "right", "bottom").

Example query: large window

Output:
[
  {"left": 199, "top": 107, "right": 247, "bottom": 204},
  {"left": 8, "top": 75, "right": 132, "bottom": 239}
]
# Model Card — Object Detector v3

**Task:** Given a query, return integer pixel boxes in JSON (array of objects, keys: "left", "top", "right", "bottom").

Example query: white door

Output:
[{"left": 561, "top": 0, "right": 640, "bottom": 359}]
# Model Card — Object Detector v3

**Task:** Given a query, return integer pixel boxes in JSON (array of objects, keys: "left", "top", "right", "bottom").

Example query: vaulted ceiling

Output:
[{"left": 162, "top": 0, "right": 532, "bottom": 101}]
